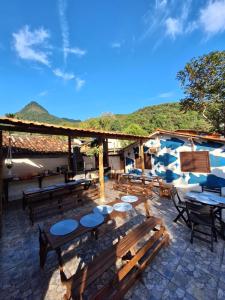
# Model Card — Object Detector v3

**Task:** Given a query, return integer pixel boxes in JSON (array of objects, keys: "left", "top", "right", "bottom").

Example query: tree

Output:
[
  {"left": 5, "top": 113, "right": 15, "bottom": 118},
  {"left": 110, "top": 119, "right": 122, "bottom": 131},
  {"left": 123, "top": 124, "right": 148, "bottom": 136},
  {"left": 177, "top": 51, "right": 225, "bottom": 134}
]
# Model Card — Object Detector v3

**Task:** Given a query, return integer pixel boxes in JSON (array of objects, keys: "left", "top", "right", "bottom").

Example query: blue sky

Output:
[{"left": 1, "top": 0, "right": 225, "bottom": 120}]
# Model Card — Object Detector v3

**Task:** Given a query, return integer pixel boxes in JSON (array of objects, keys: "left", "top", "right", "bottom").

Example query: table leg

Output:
[
  {"left": 144, "top": 199, "right": 151, "bottom": 218},
  {"left": 56, "top": 248, "right": 63, "bottom": 267},
  {"left": 214, "top": 207, "right": 225, "bottom": 240},
  {"left": 22, "top": 193, "right": 26, "bottom": 210},
  {"left": 39, "top": 239, "right": 48, "bottom": 269},
  {"left": 93, "top": 228, "right": 99, "bottom": 240}
]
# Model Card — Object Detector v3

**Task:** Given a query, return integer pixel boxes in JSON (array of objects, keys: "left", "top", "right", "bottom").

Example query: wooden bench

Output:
[
  {"left": 113, "top": 181, "right": 153, "bottom": 198},
  {"left": 27, "top": 184, "right": 99, "bottom": 225},
  {"left": 60, "top": 217, "right": 169, "bottom": 300}
]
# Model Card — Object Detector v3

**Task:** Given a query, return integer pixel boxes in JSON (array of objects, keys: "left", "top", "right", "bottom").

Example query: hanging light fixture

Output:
[{"left": 5, "top": 135, "right": 13, "bottom": 175}]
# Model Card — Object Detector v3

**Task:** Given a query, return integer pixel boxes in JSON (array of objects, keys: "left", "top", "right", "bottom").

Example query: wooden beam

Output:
[
  {"left": 140, "top": 140, "right": 145, "bottom": 174},
  {"left": 0, "top": 131, "right": 3, "bottom": 236},
  {"left": 98, "top": 138, "right": 105, "bottom": 201},
  {"left": 0, "top": 120, "right": 149, "bottom": 141}
]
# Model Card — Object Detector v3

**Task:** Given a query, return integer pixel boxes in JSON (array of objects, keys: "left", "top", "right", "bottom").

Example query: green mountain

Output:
[
  {"left": 8, "top": 101, "right": 210, "bottom": 135},
  {"left": 79, "top": 102, "right": 210, "bottom": 135},
  {"left": 15, "top": 101, "right": 81, "bottom": 126}
]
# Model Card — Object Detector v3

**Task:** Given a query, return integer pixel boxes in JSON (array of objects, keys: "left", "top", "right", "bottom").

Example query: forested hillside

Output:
[
  {"left": 8, "top": 101, "right": 210, "bottom": 135},
  {"left": 79, "top": 103, "right": 210, "bottom": 135}
]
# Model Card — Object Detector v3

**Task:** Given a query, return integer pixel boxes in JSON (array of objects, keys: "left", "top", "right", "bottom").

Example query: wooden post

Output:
[
  {"left": 104, "top": 138, "right": 109, "bottom": 167},
  {"left": 0, "top": 131, "right": 3, "bottom": 236},
  {"left": 140, "top": 140, "right": 145, "bottom": 174},
  {"left": 98, "top": 138, "right": 105, "bottom": 201},
  {"left": 68, "top": 136, "right": 72, "bottom": 171}
]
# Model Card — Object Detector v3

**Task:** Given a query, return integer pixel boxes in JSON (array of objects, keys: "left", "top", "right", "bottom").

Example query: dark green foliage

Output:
[
  {"left": 80, "top": 102, "right": 209, "bottom": 134},
  {"left": 177, "top": 51, "right": 225, "bottom": 134},
  {"left": 15, "top": 101, "right": 81, "bottom": 126},
  {"left": 123, "top": 124, "right": 148, "bottom": 136},
  {"left": 5, "top": 113, "right": 15, "bottom": 118}
]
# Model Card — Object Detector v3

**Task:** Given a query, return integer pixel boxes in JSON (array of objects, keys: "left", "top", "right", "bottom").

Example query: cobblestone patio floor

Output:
[{"left": 0, "top": 181, "right": 225, "bottom": 300}]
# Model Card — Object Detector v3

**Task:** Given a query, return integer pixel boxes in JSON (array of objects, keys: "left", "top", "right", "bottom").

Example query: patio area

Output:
[{"left": 1, "top": 180, "right": 225, "bottom": 300}]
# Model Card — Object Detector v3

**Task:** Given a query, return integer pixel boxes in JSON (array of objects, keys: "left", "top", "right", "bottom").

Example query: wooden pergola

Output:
[{"left": 0, "top": 117, "right": 149, "bottom": 231}]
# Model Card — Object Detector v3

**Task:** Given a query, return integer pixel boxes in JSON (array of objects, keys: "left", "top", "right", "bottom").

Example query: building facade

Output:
[{"left": 123, "top": 130, "right": 225, "bottom": 192}]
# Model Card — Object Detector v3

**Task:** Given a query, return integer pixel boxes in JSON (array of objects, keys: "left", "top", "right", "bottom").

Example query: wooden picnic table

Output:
[
  {"left": 121, "top": 173, "right": 159, "bottom": 183},
  {"left": 39, "top": 195, "right": 152, "bottom": 268}
]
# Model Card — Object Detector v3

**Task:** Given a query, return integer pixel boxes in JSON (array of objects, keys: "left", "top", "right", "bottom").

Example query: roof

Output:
[
  {"left": 0, "top": 117, "right": 149, "bottom": 141},
  {"left": 150, "top": 129, "right": 225, "bottom": 143},
  {"left": 2, "top": 133, "right": 70, "bottom": 155},
  {"left": 121, "top": 128, "right": 225, "bottom": 151}
]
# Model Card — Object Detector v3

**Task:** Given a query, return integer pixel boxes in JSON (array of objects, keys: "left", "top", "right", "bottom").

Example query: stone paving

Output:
[{"left": 0, "top": 180, "right": 225, "bottom": 300}]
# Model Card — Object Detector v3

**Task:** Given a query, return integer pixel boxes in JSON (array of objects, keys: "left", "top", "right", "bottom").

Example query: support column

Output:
[
  {"left": 0, "top": 131, "right": 3, "bottom": 236},
  {"left": 104, "top": 138, "right": 109, "bottom": 167},
  {"left": 98, "top": 138, "right": 105, "bottom": 201},
  {"left": 140, "top": 140, "right": 145, "bottom": 174},
  {"left": 68, "top": 136, "right": 72, "bottom": 171}
]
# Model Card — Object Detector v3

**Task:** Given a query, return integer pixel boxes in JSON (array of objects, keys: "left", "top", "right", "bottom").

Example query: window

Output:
[
  {"left": 135, "top": 154, "right": 152, "bottom": 169},
  {"left": 180, "top": 151, "right": 210, "bottom": 173},
  {"left": 135, "top": 157, "right": 142, "bottom": 169},
  {"left": 144, "top": 153, "right": 152, "bottom": 169}
]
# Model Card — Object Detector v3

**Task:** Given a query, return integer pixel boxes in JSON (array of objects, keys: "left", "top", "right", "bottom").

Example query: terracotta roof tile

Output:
[{"left": 2, "top": 133, "right": 69, "bottom": 154}]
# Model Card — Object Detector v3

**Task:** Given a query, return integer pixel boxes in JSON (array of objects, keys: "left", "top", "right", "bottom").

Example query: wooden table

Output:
[
  {"left": 185, "top": 191, "right": 225, "bottom": 206},
  {"left": 39, "top": 196, "right": 151, "bottom": 268}
]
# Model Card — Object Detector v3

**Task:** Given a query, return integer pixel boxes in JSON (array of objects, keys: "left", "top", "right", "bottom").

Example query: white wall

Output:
[
  {"left": 7, "top": 174, "right": 66, "bottom": 201},
  {"left": 108, "top": 155, "right": 123, "bottom": 172},
  {"left": 3, "top": 156, "right": 68, "bottom": 178},
  {"left": 83, "top": 156, "right": 96, "bottom": 170},
  {"left": 3, "top": 156, "right": 68, "bottom": 201}
]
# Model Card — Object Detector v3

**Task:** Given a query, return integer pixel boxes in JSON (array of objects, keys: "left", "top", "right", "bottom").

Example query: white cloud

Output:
[
  {"left": 200, "top": 0, "right": 225, "bottom": 35},
  {"left": 58, "top": 0, "right": 86, "bottom": 62},
  {"left": 155, "top": 0, "right": 167, "bottom": 9},
  {"left": 58, "top": 0, "right": 69, "bottom": 62},
  {"left": 165, "top": 18, "right": 182, "bottom": 39},
  {"left": 53, "top": 68, "right": 75, "bottom": 80},
  {"left": 75, "top": 77, "right": 85, "bottom": 91},
  {"left": 165, "top": 0, "right": 192, "bottom": 39},
  {"left": 111, "top": 42, "right": 121, "bottom": 48},
  {"left": 12, "top": 25, "right": 51, "bottom": 66},
  {"left": 53, "top": 68, "right": 85, "bottom": 91},
  {"left": 38, "top": 90, "right": 48, "bottom": 97},
  {"left": 64, "top": 47, "right": 86, "bottom": 57},
  {"left": 143, "top": 0, "right": 196, "bottom": 44},
  {"left": 185, "top": 21, "right": 198, "bottom": 34},
  {"left": 158, "top": 91, "right": 174, "bottom": 98}
]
